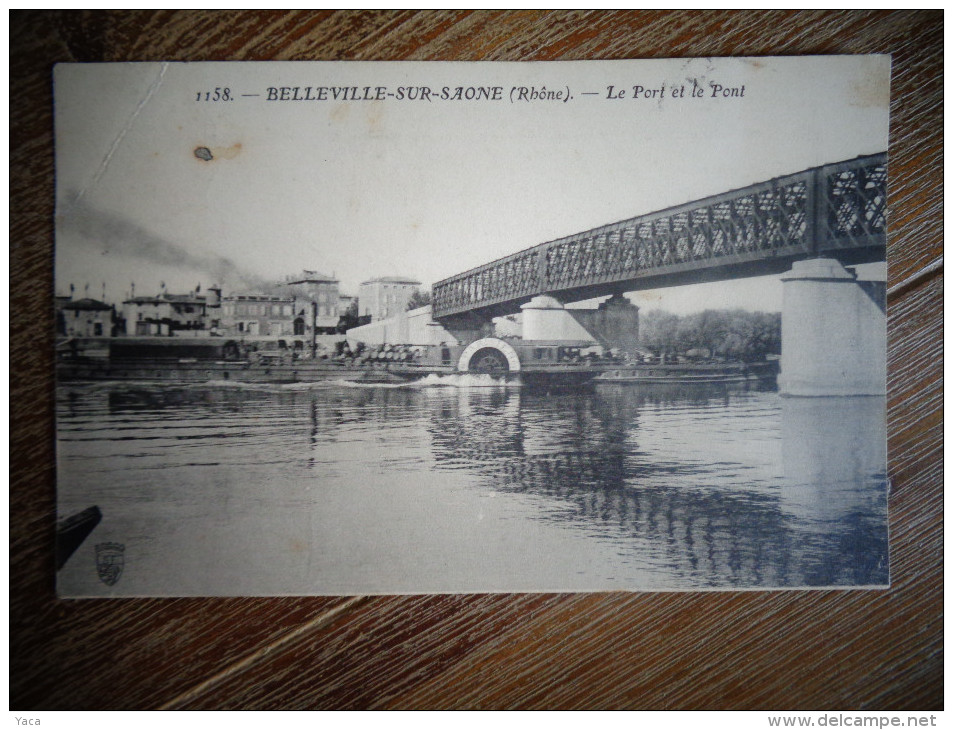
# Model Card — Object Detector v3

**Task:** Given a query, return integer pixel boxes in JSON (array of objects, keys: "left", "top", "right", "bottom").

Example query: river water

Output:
[{"left": 56, "top": 377, "right": 888, "bottom": 595}]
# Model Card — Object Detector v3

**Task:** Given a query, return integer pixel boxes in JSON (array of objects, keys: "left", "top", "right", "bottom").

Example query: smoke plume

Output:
[{"left": 58, "top": 198, "right": 272, "bottom": 291}]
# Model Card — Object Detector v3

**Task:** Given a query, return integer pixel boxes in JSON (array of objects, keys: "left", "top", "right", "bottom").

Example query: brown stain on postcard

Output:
[
  {"left": 213, "top": 142, "right": 243, "bottom": 160},
  {"left": 193, "top": 143, "right": 243, "bottom": 162}
]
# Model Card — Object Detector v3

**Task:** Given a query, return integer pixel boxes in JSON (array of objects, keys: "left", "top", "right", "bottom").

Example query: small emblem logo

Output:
[{"left": 95, "top": 542, "right": 125, "bottom": 586}]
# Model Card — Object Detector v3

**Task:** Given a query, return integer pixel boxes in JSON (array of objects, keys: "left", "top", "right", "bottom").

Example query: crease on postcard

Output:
[{"left": 65, "top": 62, "right": 169, "bottom": 213}]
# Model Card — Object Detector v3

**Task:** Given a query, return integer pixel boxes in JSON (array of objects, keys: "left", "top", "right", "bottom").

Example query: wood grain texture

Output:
[{"left": 10, "top": 10, "right": 942, "bottom": 710}]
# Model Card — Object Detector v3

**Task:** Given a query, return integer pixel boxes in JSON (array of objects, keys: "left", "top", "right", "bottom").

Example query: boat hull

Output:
[{"left": 595, "top": 361, "right": 779, "bottom": 386}]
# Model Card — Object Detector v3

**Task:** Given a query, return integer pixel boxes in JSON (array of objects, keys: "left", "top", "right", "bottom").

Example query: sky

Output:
[{"left": 54, "top": 57, "right": 890, "bottom": 314}]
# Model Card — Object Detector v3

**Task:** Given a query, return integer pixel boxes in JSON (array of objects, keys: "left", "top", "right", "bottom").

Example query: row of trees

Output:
[
  {"left": 406, "top": 289, "right": 432, "bottom": 310},
  {"left": 639, "top": 308, "right": 781, "bottom": 362}
]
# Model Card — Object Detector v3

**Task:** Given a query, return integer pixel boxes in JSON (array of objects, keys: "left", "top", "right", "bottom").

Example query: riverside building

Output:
[{"left": 359, "top": 276, "right": 421, "bottom": 321}]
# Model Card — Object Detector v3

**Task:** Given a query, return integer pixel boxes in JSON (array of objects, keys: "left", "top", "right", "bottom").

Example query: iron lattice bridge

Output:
[{"left": 432, "top": 153, "right": 887, "bottom": 320}]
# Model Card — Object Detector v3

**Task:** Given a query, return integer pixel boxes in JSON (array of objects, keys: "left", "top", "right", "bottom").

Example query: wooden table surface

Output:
[{"left": 10, "top": 10, "right": 942, "bottom": 710}]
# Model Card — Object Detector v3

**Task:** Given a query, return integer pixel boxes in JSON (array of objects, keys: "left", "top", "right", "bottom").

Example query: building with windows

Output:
[
  {"left": 58, "top": 298, "right": 115, "bottom": 337},
  {"left": 220, "top": 294, "right": 301, "bottom": 337},
  {"left": 359, "top": 276, "right": 421, "bottom": 321},
  {"left": 280, "top": 270, "right": 343, "bottom": 333},
  {"left": 122, "top": 292, "right": 206, "bottom": 336},
  {"left": 282, "top": 271, "right": 340, "bottom": 322},
  {"left": 217, "top": 271, "right": 349, "bottom": 338}
]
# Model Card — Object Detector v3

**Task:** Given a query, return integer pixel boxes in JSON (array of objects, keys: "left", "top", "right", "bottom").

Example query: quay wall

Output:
[{"left": 346, "top": 305, "right": 460, "bottom": 347}]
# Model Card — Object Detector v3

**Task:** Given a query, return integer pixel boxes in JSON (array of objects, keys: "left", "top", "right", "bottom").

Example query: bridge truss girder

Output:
[{"left": 432, "top": 153, "right": 887, "bottom": 320}]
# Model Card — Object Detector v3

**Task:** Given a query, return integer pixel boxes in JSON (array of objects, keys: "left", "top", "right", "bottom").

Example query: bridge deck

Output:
[{"left": 432, "top": 154, "right": 887, "bottom": 320}]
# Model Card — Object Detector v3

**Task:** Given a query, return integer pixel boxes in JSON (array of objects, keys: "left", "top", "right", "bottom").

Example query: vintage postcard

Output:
[{"left": 54, "top": 57, "right": 890, "bottom": 596}]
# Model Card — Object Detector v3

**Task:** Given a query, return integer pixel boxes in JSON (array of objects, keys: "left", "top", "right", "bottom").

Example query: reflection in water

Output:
[
  {"left": 780, "top": 396, "right": 887, "bottom": 585},
  {"left": 56, "top": 380, "right": 887, "bottom": 594},
  {"left": 426, "top": 385, "right": 887, "bottom": 588}
]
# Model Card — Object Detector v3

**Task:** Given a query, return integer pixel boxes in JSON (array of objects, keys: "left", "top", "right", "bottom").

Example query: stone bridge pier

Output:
[
  {"left": 521, "top": 294, "right": 640, "bottom": 354},
  {"left": 778, "top": 258, "right": 886, "bottom": 397}
]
